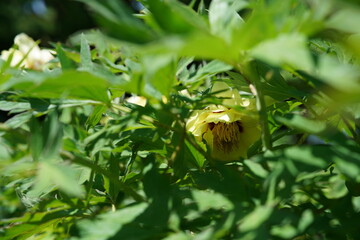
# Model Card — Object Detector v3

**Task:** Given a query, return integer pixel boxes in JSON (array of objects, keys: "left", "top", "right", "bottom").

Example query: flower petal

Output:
[{"left": 212, "top": 82, "right": 244, "bottom": 106}]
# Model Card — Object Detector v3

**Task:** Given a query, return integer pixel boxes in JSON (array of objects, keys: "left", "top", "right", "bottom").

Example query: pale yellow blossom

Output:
[
  {"left": 126, "top": 96, "right": 147, "bottom": 107},
  {"left": 186, "top": 82, "right": 261, "bottom": 161},
  {"left": 0, "top": 33, "right": 54, "bottom": 70}
]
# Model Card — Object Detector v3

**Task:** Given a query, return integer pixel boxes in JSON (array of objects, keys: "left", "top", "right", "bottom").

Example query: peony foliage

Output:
[{"left": 1, "top": 0, "right": 360, "bottom": 239}]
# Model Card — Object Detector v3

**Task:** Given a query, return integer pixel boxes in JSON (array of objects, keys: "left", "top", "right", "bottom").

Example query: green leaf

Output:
[
  {"left": 29, "top": 111, "right": 63, "bottom": 161},
  {"left": 29, "top": 117, "right": 43, "bottom": 162},
  {"left": 2, "top": 219, "right": 61, "bottom": 240},
  {"left": 8, "top": 71, "right": 110, "bottom": 104},
  {"left": 79, "top": 0, "right": 156, "bottom": 43},
  {"left": 80, "top": 34, "right": 93, "bottom": 70},
  {"left": 0, "top": 101, "right": 31, "bottom": 113},
  {"left": 0, "top": 137, "right": 12, "bottom": 160},
  {"left": 163, "top": 232, "right": 192, "bottom": 240},
  {"left": 322, "top": 175, "right": 348, "bottom": 199},
  {"left": 209, "top": 0, "right": 245, "bottom": 43},
  {"left": 192, "top": 190, "right": 233, "bottom": 212},
  {"left": 251, "top": 33, "right": 313, "bottom": 72},
  {"left": 327, "top": 7, "right": 360, "bottom": 34},
  {"left": 142, "top": 54, "right": 176, "bottom": 98},
  {"left": 4, "top": 112, "right": 32, "bottom": 129},
  {"left": 185, "top": 140, "right": 205, "bottom": 168},
  {"left": 244, "top": 160, "right": 269, "bottom": 178},
  {"left": 85, "top": 105, "right": 107, "bottom": 129},
  {"left": 141, "top": 33, "right": 237, "bottom": 64},
  {"left": 283, "top": 146, "right": 329, "bottom": 169},
  {"left": 298, "top": 209, "right": 314, "bottom": 232},
  {"left": 317, "top": 55, "right": 360, "bottom": 94},
  {"left": 77, "top": 203, "right": 148, "bottom": 240},
  {"left": 146, "top": 0, "right": 208, "bottom": 34},
  {"left": 56, "top": 44, "right": 77, "bottom": 70},
  {"left": 328, "top": 133, "right": 360, "bottom": 182},
  {"left": 185, "top": 60, "right": 233, "bottom": 84},
  {"left": 271, "top": 224, "right": 297, "bottom": 239},
  {"left": 32, "top": 161, "right": 85, "bottom": 198},
  {"left": 240, "top": 204, "right": 273, "bottom": 232},
  {"left": 274, "top": 113, "right": 327, "bottom": 134}
]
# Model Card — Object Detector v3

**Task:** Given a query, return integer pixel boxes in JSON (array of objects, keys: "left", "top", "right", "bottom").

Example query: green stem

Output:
[{"left": 239, "top": 61, "right": 272, "bottom": 151}]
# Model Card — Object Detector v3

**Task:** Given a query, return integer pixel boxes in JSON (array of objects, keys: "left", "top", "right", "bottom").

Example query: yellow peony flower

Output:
[
  {"left": 0, "top": 33, "right": 53, "bottom": 70},
  {"left": 186, "top": 82, "right": 261, "bottom": 161}
]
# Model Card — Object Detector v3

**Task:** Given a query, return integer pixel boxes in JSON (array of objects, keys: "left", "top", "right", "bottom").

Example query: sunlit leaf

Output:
[
  {"left": 6, "top": 71, "right": 110, "bottom": 104},
  {"left": 77, "top": 203, "right": 148, "bottom": 240},
  {"left": 251, "top": 33, "right": 313, "bottom": 72}
]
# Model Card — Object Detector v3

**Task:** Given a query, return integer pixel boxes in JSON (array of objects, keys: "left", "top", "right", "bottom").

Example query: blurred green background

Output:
[
  {"left": 0, "top": 0, "right": 96, "bottom": 49},
  {"left": 0, "top": 0, "right": 213, "bottom": 50}
]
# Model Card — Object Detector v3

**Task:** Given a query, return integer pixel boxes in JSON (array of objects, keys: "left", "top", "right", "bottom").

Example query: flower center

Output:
[{"left": 210, "top": 121, "right": 243, "bottom": 153}]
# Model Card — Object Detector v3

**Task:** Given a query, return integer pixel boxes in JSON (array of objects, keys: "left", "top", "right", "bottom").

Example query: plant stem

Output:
[{"left": 238, "top": 61, "right": 272, "bottom": 151}]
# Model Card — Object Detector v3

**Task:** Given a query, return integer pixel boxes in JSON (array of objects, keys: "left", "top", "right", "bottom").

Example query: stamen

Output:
[{"left": 211, "top": 121, "right": 242, "bottom": 152}]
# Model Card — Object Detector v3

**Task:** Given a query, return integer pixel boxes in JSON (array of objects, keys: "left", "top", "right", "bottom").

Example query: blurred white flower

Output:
[
  {"left": 186, "top": 82, "right": 261, "bottom": 161},
  {"left": 126, "top": 95, "right": 147, "bottom": 107},
  {"left": 0, "top": 33, "right": 54, "bottom": 70}
]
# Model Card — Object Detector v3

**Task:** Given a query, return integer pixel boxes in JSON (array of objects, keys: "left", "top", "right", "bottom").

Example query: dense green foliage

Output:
[{"left": 1, "top": 0, "right": 360, "bottom": 239}]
